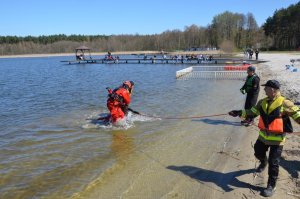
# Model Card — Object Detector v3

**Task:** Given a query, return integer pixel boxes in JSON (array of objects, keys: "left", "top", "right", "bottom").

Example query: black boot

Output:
[
  {"left": 262, "top": 185, "right": 276, "bottom": 197},
  {"left": 261, "top": 178, "right": 276, "bottom": 197},
  {"left": 256, "top": 160, "right": 268, "bottom": 173}
]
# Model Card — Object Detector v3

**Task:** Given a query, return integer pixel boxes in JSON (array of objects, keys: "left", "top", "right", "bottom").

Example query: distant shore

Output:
[{"left": 1, "top": 50, "right": 299, "bottom": 59}]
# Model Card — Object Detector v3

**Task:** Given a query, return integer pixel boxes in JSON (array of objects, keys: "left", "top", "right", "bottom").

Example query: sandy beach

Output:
[{"left": 66, "top": 52, "right": 300, "bottom": 199}]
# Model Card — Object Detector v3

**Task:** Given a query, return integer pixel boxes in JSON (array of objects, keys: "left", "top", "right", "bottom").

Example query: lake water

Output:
[{"left": 0, "top": 56, "right": 244, "bottom": 198}]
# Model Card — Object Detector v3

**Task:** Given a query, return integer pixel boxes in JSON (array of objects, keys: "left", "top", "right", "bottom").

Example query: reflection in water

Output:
[{"left": 111, "top": 131, "right": 135, "bottom": 163}]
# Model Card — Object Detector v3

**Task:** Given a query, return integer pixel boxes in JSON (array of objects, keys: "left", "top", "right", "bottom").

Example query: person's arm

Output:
[
  {"left": 240, "top": 81, "right": 246, "bottom": 90},
  {"left": 229, "top": 99, "right": 262, "bottom": 118},
  {"left": 120, "top": 89, "right": 131, "bottom": 105},
  {"left": 240, "top": 80, "right": 247, "bottom": 94},
  {"left": 241, "top": 99, "right": 263, "bottom": 118},
  {"left": 283, "top": 100, "right": 300, "bottom": 124}
]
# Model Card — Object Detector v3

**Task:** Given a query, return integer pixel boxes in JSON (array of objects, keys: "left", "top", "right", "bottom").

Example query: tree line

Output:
[
  {"left": 0, "top": 2, "right": 299, "bottom": 55},
  {"left": 263, "top": 1, "right": 300, "bottom": 50}
]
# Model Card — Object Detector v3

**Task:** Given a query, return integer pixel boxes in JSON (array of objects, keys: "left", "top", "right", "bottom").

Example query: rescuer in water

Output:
[{"left": 106, "top": 81, "right": 135, "bottom": 123}]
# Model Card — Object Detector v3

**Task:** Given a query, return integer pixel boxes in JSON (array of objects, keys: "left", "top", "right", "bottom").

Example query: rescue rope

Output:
[
  {"left": 135, "top": 111, "right": 300, "bottom": 135},
  {"left": 135, "top": 112, "right": 228, "bottom": 120}
]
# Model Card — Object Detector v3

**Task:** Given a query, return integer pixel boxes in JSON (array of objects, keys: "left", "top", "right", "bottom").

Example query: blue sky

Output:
[{"left": 1, "top": 0, "right": 299, "bottom": 36}]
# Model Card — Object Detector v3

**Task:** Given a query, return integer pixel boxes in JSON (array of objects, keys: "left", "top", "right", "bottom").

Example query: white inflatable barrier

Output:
[{"left": 176, "top": 67, "right": 193, "bottom": 78}]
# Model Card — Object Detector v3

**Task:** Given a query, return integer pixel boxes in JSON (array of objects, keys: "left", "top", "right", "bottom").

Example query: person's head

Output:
[
  {"left": 261, "top": 80, "right": 280, "bottom": 99},
  {"left": 247, "top": 66, "right": 255, "bottom": 76},
  {"left": 122, "top": 80, "right": 134, "bottom": 94}
]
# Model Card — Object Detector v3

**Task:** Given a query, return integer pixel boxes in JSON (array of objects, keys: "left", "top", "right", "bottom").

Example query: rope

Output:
[
  {"left": 131, "top": 109, "right": 300, "bottom": 135},
  {"left": 137, "top": 112, "right": 228, "bottom": 120},
  {"left": 138, "top": 111, "right": 300, "bottom": 135}
]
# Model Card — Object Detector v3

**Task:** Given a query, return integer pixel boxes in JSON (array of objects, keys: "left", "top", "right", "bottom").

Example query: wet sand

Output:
[{"left": 69, "top": 53, "right": 300, "bottom": 199}]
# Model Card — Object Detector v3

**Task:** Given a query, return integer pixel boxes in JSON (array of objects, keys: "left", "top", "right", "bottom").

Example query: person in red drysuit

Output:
[{"left": 106, "top": 81, "right": 134, "bottom": 123}]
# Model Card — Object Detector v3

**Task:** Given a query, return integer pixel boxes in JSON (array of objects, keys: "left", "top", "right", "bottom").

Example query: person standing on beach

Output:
[
  {"left": 249, "top": 49, "right": 254, "bottom": 59},
  {"left": 229, "top": 79, "right": 300, "bottom": 197},
  {"left": 106, "top": 81, "right": 134, "bottom": 123},
  {"left": 240, "top": 66, "right": 260, "bottom": 126},
  {"left": 255, "top": 49, "right": 259, "bottom": 60}
]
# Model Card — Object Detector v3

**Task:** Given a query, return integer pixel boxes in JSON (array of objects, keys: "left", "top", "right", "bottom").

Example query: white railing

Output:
[
  {"left": 176, "top": 66, "right": 261, "bottom": 80},
  {"left": 192, "top": 66, "right": 227, "bottom": 71}
]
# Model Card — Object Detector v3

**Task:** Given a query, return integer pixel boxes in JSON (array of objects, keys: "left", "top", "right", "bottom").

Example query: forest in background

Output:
[{"left": 0, "top": 2, "right": 299, "bottom": 55}]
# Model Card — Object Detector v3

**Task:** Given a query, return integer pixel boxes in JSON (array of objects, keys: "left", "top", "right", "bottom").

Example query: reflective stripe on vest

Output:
[
  {"left": 258, "top": 96, "right": 285, "bottom": 134},
  {"left": 250, "top": 106, "right": 260, "bottom": 115},
  {"left": 259, "top": 130, "right": 286, "bottom": 142},
  {"left": 292, "top": 111, "right": 300, "bottom": 120}
]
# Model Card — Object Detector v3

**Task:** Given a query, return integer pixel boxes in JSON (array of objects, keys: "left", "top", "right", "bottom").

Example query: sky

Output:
[{"left": 1, "top": 0, "right": 299, "bottom": 36}]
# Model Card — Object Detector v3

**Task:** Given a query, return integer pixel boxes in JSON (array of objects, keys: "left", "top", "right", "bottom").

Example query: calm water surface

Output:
[{"left": 0, "top": 56, "right": 242, "bottom": 198}]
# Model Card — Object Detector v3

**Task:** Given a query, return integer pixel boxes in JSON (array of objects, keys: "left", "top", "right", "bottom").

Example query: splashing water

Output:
[{"left": 82, "top": 111, "right": 159, "bottom": 130}]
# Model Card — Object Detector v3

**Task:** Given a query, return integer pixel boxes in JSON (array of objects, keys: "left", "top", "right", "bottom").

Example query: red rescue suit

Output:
[{"left": 107, "top": 87, "right": 131, "bottom": 123}]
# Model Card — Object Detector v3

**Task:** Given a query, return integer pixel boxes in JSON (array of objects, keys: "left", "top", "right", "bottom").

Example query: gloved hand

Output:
[
  {"left": 240, "top": 88, "right": 246, "bottom": 95},
  {"left": 228, "top": 110, "right": 242, "bottom": 117},
  {"left": 106, "top": 87, "right": 113, "bottom": 94}
]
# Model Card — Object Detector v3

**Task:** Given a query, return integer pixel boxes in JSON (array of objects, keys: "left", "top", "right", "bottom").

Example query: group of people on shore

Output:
[{"left": 244, "top": 48, "right": 259, "bottom": 60}]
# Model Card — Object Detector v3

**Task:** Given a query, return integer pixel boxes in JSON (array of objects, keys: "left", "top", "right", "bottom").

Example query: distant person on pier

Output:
[
  {"left": 106, "top": 81, "right": 135, "bottom": 123},
  {"left": 106, "top": 51, "right": 114, "bottom": 60},
  {"left": 76, "top": 53, "right": 84, "bottom": 60}
]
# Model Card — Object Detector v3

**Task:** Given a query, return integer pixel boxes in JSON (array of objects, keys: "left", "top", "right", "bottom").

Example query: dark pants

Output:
[
  {"left": 254, "top": 139, "right": 283, "bottom": 186},
  {"left": 245, "top": 93, "right": 258, "bottom": 109},
  {"left": 244, "top": 94, "right": 259, "bottom": 121}
]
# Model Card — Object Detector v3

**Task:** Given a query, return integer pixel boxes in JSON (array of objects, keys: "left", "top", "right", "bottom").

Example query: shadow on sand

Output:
[
  {"left": 192, "top": 118, "right": 241, "bottom": 126},
  {"left": 280, "top": 150, "right": 300, "bottom": 178},
  {"left": 167, "top": 165, "right": 261, "bottom": 192}
]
